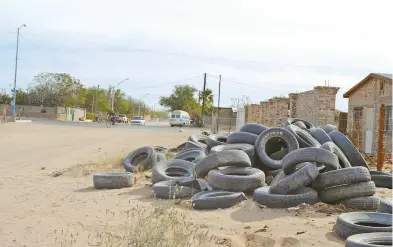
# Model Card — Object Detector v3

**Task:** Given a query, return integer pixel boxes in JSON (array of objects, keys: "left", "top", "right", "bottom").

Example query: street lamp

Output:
[
  {"left": 111, "top": 78, "right": 129, "bottom": 111},
  {"left": 12, "top": 24, "right": 27, "bottom": 121}
]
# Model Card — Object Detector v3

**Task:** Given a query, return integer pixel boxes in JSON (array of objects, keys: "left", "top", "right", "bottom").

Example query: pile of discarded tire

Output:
[{"left": 92, "top": 118, "right": 392, "bottom": 212}]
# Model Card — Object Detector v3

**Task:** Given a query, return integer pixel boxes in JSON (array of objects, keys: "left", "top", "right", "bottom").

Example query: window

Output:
[
  {"left": 385, "top": 106, "right": 392, "bottom": 132},
  {"left": 171, "top": 114, "right": 175, "bottom": 118},
  {"left": 176, "top": 115, "right": 180, "bottom": 118}
]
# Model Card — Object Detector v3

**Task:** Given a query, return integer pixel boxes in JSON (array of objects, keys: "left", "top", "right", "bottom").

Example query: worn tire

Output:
[
  {"left": 269, "top": 148, "right": 289, "bottom": 160},
  {"left": 269, "top": 163, "right": 319, "bottom": 195},
  {"left": 379, "top": 199, "right": 392, "bottom": 214},
  {"left": 185, "top": 141, "right": 205, "bottom": 149},
  {"left": 321, "top": 142, "right": 352, "bottom": 169},
  {"left": 210, "top": 143, "right": 255, "bottom": 157},
  {"left": 340, "top": 196, "right": 380, "bottom": 211},
  {"left": 310, "top": 128, "right": 332, "bottom": 145},
  {"left": 151, "top": 159, "right": 196, "bottom": 184},
  {"left": 191, "top": 191, "right": 247, "bottom": 210},
  {"left": 329, "top": 130, "right": 368, "bottom": 167},
  {"left": 123, "top": 146, "right": 157, "bottom": 172},
  {"left": 206, "top": 134, "right": 228, "bottom": 151},
  {"left": 319, "top": 181, "right": 376, "bottom": 204},
  {"left": 323, "top": 124, "right": 337, "bottom": 134},
  {"left": 312, "top": 167, "right": 371, "bottom": 190},
  {"left": 175, "top": 149, "right": 206, "bottom": 163},
  {"left": 284, "top": 118, "right": 316, "bottom": 131},
  {"left": 253, "top": 186, "right": 319, "bottom": 208},
  {"left": 239, "top": 123, "right": 268, "bottom": 135},
  {"left": 227, "top": 131, "right": 258, "bottom": 146},
  {"left": 370, "top": 173, "right": 392, "bottom": 189},
  {"left": 152, "top": 178, "right": 212, "bottom": 199},
  {"left": 188, "top": 134, "right": 208, "bottom": 146},
  {"left": 334, "top": 212, "right": 392, "bottom": 239},
  {"left": 156, "top": 152, "right": 167, "bottom": 162},
  {"left": 293, "top": 121, "right": 308, "bottom": 130},
  {"left": 195, "top": 150, "right": 251, "bottom": 178},
  {"left": 255, "top": 128, "right": 299, "bottom": 170},
  {"left": 208, "top": 167, "right": 265, "bottom": 192},
  {"left": 93, "top": 172, "right": 134, "bottom": 189},
  {"left": 345, "top": 232, "right": 392, "bottom": 247},
  {"left": 282, "top": 147, "right": 340, "bottom": 175},
  {"left": 286, "top": 124, "right": 321, "bottom": 148}
]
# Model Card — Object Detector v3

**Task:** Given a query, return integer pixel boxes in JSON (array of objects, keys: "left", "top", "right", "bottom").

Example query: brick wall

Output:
[{"left": 244, "top": 86, "right": 339, "bottom": 128}]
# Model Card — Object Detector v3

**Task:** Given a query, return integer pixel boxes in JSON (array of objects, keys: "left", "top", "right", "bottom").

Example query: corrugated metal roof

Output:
[{"left": 374, "top": 73, "right": 392, "bottom": 79}]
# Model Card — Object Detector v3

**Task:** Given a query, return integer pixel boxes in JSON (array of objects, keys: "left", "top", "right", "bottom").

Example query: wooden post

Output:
[{"left": 377, "top": 104, "right": 385, "bottom": 171}]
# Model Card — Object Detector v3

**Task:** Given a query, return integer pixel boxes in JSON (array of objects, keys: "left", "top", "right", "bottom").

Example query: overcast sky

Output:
[{"left": 1, "top": 0, "right": 391, "bottom": 111}]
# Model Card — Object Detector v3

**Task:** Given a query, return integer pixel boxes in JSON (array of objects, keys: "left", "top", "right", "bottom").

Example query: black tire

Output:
[
  {"left": 323, "top": 124, "right": 337, "bottom": 134},
  {"left": 151, "top": 159, "right": 196, "bottom": 184},
  {"left": 253, "top": 187, "right": 319, "bottom": 208},
  {"left": 284, "top": 118, "right": 316, "bottom": 131},
  {"left": 123, "top": 146, "right": 157, "bottom": 172},
  {"left": 282, "top": 147, "right": 340, "bottom": 175},
  {"left": 310, "top": 127, "right": 332, "bottom": 145},
  {"left": 206, "top": 134, "right": 228, "bottom": 151},
  {"left": 175, "top": 149, "right": 206, "bottom": 163},
  {"left": 269, "top": 163, "right": 319, "bottom": 195},
  {"left": 286, "top": 124, "right": 321, "bottom": 148},
  {"left": 185, "top": 141, "right": 205, "bottom": 149},
  {"left": 188, "top": 134, "right": 208, "bottom": 146},
  {"left": 255, "top": 127, "right": 299, "bottom": 170},
  {"left": 93, "top": 172, "right": 134, "bottom": 189},
  {"left": 321, "top": 142, "right": 352, "bottom": 169},
  {"left": 319, "top": 181, "right": 376, "bottom": 204},
  {"left": 239, "top": 123, "right": 268, "bottom": 135},
  {"left": 379, "top": 199, "right": 392, "bottom": 214},
  {"left": 329, "top": 130, "right": 368, "bottom": 167},
  {"left": 156, "top": 152, "right": 167, "bottom": 162},
  {"left": 210, "top": 143, "right": 255, "bottom": 158},
  {"left": 269, "top": 148, "right": 289, "bottom": 160},
  {"left": 207, "top": 167, "right": 265, "bottom": 192},
  {"left": 371, "top": 174, "right": 393, "bottom": 189},
  {"left": 312, "top": 167, "right": 371, "bottom": 190},
  {"left": 334, "top": 212, "right": 392, "bottom": 239},
  {"left": 227, "top": 131, "right": 258, "bottom": 146},
  {"left": 345, "top": 232, "right": 392, "bottom": 247},
  {"left": 195, "top": 150, "right": 251, "bottom": 178},
  {"left": 293, "top": 121, "right": 308, "bottom": 130},
  {"left": 152, "top": 180, "right": 199, "bottom": 199},
  {"left": 340, "top": 196, "right": 380, "bottom": 211},
  {"left": 175, "top": 147, "right": 203, "bottom": 156},
  {"left": 191, "top": 191, "right": 247, "bottom": 210}
]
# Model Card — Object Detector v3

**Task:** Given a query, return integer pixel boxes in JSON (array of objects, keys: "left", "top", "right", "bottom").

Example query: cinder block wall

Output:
[{"left": 244, "top": 86, "right": 339, "bottom": 127}]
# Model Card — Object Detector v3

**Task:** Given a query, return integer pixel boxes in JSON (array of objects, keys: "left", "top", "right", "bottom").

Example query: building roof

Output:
[{"left": 343, "top": 73, "right": 393, "bottom": 98}]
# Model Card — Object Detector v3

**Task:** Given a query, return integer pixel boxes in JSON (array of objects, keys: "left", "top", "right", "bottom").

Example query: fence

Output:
[{"left": 204, "top": 116, "right": 237, "bottom": 134}]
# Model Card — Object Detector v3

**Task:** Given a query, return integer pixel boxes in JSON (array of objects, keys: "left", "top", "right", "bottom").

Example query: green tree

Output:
[
  {"left": 159, "top": 85, "right": 198, "bottom": 113},
  {"left": 199, "top": 88, "right": 214, "bottom": 116}
]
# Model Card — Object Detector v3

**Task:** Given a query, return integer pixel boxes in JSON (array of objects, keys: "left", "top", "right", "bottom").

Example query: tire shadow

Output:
[
  {"left": 325, "top": 231, "right": 344, "bottom": 245},
  {"left": 74, "top": 186, "right": 96, "bottom": 192},
  {"left": 121, "top": 186, "right": 154, "bottom": 200}
]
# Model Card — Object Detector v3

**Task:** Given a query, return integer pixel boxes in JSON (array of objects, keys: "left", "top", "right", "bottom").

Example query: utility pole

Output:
[
  {"left": 201, "top": 73, "right": 207, "bottom": 126},
  {"left": 12, "top": 24, "right": 27, "bottom": 121},
  {"left": 111, "top": 78, "right": 129, "bottom": 111},
  {"left": 216, "top": 75, "right": 221, "bottom": 133}
]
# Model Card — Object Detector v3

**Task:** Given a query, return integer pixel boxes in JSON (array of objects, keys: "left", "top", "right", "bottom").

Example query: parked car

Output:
[
  {"left": 117, "top": 114, "right": 128, "bottom": 123},
  {"left": 169, "top": 110, "right": 191, "bottom": 127},
  {"left": 130, "top": 116, "right": 146, "bottom": 125}
]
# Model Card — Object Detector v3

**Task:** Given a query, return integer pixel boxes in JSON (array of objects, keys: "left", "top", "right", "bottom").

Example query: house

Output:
[{"left": 343, "top": 73, "right": 392, "bottom": 155}]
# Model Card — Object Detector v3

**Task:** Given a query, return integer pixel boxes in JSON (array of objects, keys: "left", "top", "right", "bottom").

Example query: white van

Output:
[{"left": 169, "top": 110, "right": 191, "bottom": 127}]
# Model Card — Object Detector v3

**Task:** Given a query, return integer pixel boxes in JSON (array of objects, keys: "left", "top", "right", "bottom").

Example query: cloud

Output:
[{"left": 0, "top": 0, "right": 391, "bottom": 111}]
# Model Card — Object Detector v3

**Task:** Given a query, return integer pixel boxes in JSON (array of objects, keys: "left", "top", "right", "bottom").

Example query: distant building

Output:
[{"left": 343, "top": 73, "right": 392, "bottom": 155}]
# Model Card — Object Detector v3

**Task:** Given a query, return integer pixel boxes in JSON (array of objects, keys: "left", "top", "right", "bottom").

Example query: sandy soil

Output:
[{"left": 0, "top": 123, "right": 390, "bottom": 247}]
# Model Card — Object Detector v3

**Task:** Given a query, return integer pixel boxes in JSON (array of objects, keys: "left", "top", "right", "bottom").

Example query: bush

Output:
[
  {"left": 86, "top": 112, "right": 95, "bottom": 120},
  {"left": 41, "top": 108, "right": 47, "bottom": 113}
]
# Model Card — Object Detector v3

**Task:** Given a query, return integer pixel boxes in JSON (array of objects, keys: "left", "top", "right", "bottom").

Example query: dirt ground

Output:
[{"left": 0, "top": 123, "right": 390, "bottom": 247}]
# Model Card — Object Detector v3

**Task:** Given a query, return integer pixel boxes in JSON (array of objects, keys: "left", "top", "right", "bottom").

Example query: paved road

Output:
[{"left": 20, "top": 117, "right": 206, "bottom": 132}]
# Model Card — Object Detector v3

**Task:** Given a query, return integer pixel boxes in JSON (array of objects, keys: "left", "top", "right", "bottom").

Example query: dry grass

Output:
[{"left": 54, "top": 205, "right": 212, "bottom": 247}]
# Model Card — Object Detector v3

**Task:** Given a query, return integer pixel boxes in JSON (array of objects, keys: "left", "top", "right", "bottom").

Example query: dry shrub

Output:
[{"left": 55, "top": 205, "right": 210, "bottom": 247}]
